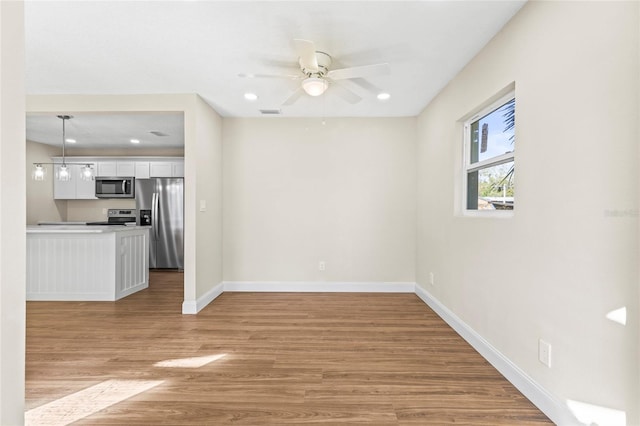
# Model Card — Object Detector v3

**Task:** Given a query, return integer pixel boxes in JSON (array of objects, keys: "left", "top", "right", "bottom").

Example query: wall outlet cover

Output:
[{"left": 538, "top": 339, "right": 552, "bottom": 368}]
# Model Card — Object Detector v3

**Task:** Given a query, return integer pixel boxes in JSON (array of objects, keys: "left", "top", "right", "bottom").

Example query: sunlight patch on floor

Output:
[
  {"left": 25, "top": 379, "right": 163, "bottom": 426},
  {"left": 154, "top": 353, "right": 227, "bottom": 368},
  {"left": 566, "top": 399, "right": 626, "bottom": 426}
]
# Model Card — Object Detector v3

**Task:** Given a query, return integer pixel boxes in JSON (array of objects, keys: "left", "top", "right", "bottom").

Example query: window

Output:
[{"left": 464, "top": 92, "right": 515, "bottom": 211}]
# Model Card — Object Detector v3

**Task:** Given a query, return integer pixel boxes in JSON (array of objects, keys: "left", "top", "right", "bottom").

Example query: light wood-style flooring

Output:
[{"left": 26, "top": 271, "right": 552, "bottom": 425}]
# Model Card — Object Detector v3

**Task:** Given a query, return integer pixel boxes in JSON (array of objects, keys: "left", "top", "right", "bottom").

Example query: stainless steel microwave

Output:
[{"left": 95, "top": 177, "right": 135, "bottom": 198}]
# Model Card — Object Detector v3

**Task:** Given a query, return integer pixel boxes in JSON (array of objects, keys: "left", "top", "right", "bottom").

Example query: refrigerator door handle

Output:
[{"left": 152, "top": 192, "right": 159, "bottom": 239}]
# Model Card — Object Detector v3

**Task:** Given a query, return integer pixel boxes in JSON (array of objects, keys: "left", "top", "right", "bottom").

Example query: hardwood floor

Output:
[{"left": 26, "top": 271, "right": 552, "bottom": 425}]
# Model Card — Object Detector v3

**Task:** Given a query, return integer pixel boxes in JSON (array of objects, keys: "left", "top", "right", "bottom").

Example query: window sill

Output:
[{"left": 461, "top": 209, "right": 514, "bottom": 219}]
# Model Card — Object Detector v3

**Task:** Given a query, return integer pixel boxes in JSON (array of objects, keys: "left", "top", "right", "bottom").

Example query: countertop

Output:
[{"left": 27, "top": 225, "right": 150, "bottom": 234}]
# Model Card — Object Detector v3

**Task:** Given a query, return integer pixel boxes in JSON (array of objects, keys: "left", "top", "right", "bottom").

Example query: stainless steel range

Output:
[{"left": 86, "top": 209, "right": 137, "bottom": 226}]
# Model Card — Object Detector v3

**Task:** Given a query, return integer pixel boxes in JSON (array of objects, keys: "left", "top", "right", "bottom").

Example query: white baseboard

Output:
[
  {"left": 414, "top": 284, "right": 578, "bottom": 426},
  {"left": 27, "top": 292, "right": 114, "bottom": 301},
  {"left": 183, "top": 281, "right": 413, "bottom": 314},
  {"left": 182, "top": 282, "right": 224, "bottom": 314},
  {"left": 222, "top": 281, "right": 416, "bottom": 293}
]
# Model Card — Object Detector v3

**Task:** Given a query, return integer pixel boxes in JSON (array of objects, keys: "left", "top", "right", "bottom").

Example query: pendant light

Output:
[
  {"left": 32, "top": 163, "right": 46, "bottom": 181},
  {"left": 55, "top": 115, "right": 72, "bottom": 181},
  {"left": 31, "top": 115, "right": 94, "bottom": 182}
]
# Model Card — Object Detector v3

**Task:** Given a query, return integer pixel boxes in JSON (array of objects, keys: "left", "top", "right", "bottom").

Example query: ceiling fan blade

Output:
[
  {"left": 238, "top": 72, "right": 299, "bottom": 80},
  {"left": 282, "top": 88, "right": 304, "bottom": 106},
  {"left": 327, "top": 63, "right": 390, "bottom": 81},
  {"left": 330, "top": 82, "right": 362, "bottom": 104},
  {"left": 293, "top": 39, "right": 318, "bottom": 72},
  {"left": 347, "top": 78, "right": 382, "bottom": 96}
]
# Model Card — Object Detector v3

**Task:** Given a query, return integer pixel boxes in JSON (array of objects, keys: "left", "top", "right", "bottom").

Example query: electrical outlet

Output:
[
  {"left": 429, "top": 272, "right": 435, "bottom": 285},
  {"left": 102, "top": 208, "right": 107, "bottom": 215},
  {"left": 318, "top": 261, "right": 326, "bottom": 271},
  {"left": 538, "top": 339, "right": 552, "bottom": 367}
]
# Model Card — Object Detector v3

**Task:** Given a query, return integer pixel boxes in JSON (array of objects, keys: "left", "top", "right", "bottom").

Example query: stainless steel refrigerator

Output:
[{"left": 135, "top": 178, "right": 184, "bottom": 269}]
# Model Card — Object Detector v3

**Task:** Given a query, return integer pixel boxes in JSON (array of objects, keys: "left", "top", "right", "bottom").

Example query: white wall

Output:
[
  {"left": 0, "top": 1, "right": 26, "bottom": 423},
  {"left": 416, "top": 1, "right": 638, "bottom": 424},
  {"left": 223, "top": 117, "right": 416, "bottom": 284}
]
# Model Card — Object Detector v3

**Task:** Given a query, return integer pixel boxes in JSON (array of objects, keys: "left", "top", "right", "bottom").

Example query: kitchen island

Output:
[{"left": 27, "top": 225, "right": 150, "bottom": 301}]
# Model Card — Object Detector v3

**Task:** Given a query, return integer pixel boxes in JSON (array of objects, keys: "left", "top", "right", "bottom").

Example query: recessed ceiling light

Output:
[
  {"left": 65, "top": 138, "right": 76, "bottom": 143},
  {"left": 377, "top": 93, "right": 391, "bottom": 101},
  {"left": 244, "top": 93, "right": 258, "bottom": 101},
  {"left": 130, "top": 139, "right": 140, "bottom": 144}
]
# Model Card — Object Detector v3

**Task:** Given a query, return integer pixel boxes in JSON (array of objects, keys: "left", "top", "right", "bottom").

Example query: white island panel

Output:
[
  {"left": 117, "top": 231, "right": 148, "bottom": 298},
  {"left": 27, "top": 227, "right": 149, "bottom": 301}
]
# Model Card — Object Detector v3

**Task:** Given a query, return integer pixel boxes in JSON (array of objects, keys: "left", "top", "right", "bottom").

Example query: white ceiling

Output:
[
  {"left": 24, "top": 0, "right": 526, "bottom": 147},
  {"left": 26, "top": 113, "right": 185, "bottom": 149}
]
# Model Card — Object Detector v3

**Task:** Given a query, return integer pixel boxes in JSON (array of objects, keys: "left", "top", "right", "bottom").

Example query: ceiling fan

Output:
[{"left": 241, "top": 39, "right": 390, "bottom": 106}]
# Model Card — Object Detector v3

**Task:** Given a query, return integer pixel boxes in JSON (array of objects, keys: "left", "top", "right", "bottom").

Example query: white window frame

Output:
[{"left": 462, "top": 90, "right": 515, "bottom": 216}]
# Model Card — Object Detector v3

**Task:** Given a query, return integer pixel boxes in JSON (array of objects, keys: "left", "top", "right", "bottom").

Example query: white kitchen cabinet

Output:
[
  {"left": 53, "top": 164, "right": 97, "bottom": 200},
  {"left": 172, "top": 161, "right": 184, "bottom": 177},
  {"left": 53, "top": 166, "right": 75, "bottom": 199},
  {"left": 116, "top": 161, "right": 135, "bottom": 177},
  {"left": 76, "top": 168, "right": 97, "bottom": 199},
  {"left": 150, "top": 161, "right": 184, "bottom": 177},
  {"left": 97, "top": 162, "right": 117, "bottom": 177},
  {"left": 135, "top": 162, "right": 150, "bottom": 179},
  {"left": 149, "top": 162, "right": 172, "bottom": 177}
]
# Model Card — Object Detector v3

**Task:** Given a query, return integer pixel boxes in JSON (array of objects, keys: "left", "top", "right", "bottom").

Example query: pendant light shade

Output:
[
  {"left": 302, "top": 77, "right": 328, "bottom": 97},
  {"left": 32, "top": 163, "right": 46, "bottom": 181},
  {"left": 81, "top": 164, "right": 94, "bottom": 181},
  {"left": 56, "top": 164, "right": 71, "bottom": 181}
]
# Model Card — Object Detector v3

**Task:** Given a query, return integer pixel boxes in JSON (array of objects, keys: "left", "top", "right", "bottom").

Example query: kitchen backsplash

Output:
[{"left": 67, "top": 199, "right": 136, "bottom": 222}]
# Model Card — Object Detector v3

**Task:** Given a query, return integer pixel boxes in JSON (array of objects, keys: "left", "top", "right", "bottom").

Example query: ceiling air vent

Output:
[
  {"left": 259, "top": 109, "right": 281, "bottom": 115},
  {"left": 149, "top": 131, "right": 169, "bottom": 137}
]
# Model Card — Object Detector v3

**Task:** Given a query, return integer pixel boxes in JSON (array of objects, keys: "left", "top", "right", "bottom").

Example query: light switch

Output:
[{"left": 199, "top": 200, "right": 206, "bottom": 212}]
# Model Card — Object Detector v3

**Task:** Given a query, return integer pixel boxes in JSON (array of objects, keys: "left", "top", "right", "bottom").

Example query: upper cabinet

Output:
[
  {"left": 149, "top": 161, "right": 184, "bottom": 178},
  {"left": 149, "top": 162, "right": 172, "bottom": 177},
  {"left": 172, "top": 162, "right": 184, "bottom": 178},
  {"left": 97, "top": 162, "right": 116, "bottom": 177},
  {"left": 135, "top": 162, "right": 150, "bottom": 179},
  {"left": 116, "top": 161, "right": 135, "bottom": 177},
  {"left": 97, "top": 161, "right": 136, "bottom": 177}
]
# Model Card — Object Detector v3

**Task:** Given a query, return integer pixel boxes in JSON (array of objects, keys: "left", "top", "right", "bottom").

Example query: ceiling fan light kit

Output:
[{"left": 302, "top": 77, "right": 329, "bottom": 96}]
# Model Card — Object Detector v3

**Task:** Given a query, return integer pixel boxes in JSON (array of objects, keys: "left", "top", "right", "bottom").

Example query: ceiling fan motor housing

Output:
[{"left": 300, "top": 51, "right": 332, "bottom": 77}]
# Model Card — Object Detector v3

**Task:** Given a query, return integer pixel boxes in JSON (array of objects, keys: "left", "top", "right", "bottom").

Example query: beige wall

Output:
[
  {"left": 416, "top": 1, "right": 638, "bottom": 423},
  {"left": 0, "top": 1, "right": 26, "bottom": 423},
  {"left": 223, "top": 117, "right": 416, "bottom": 283},
  {"left": 26, "top": 140, "right": 66, "bottom": 224},
  {"left": 194, "top": 97, "right": 223, "bottom": 297}
]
